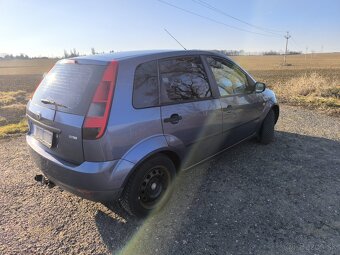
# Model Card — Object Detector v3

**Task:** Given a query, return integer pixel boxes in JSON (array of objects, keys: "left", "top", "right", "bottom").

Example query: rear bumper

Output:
[{"left": 27, "top": 135, "right": 135, "bottom": 202}]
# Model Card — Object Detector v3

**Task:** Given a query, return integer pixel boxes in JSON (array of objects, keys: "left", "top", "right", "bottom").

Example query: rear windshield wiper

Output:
[{"left": 41, "top": 98, "right": 68, "bottom": 109}]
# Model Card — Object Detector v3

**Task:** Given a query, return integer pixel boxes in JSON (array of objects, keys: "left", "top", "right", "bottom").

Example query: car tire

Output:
[
  {"left": 120, "top": 154, "right": 176, "bottom": 218},
  {"left": 258, "top": 109, "right": 275, "bottom": 144}
]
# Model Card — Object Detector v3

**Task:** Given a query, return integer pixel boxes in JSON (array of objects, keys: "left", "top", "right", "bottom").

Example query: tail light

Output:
[{"left": 83, "top": 61, "right": 118, "bottom": 139}]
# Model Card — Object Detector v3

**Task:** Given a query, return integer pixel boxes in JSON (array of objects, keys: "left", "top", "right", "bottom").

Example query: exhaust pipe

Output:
[{"left": 34, "top": 174, "right": 55, "bottom": 188}]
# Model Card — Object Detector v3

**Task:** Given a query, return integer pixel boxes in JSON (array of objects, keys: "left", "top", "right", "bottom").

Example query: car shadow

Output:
[{"left": 95, "top": 131, "right": 340, "bottom": 255}]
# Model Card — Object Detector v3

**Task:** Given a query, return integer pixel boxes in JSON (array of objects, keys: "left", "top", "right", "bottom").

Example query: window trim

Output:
[
  {"left": 131, "top": 54, "right": 231, "bottom": 110},
  {"left": 203, "top": 55, "right": 256, "bottom": 98},
  {"left": 157, "top": 55, "right": 214, "bottom": 106}
]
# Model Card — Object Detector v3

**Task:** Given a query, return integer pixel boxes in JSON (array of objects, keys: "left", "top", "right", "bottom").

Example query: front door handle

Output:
[{"left": 164, "top": 114, "right": 182, "bottom": 124}]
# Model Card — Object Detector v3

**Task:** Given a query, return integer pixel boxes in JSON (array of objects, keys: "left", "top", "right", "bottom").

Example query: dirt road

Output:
[{"left": 1, "top": 105, "right": 339, "bottom": 255}]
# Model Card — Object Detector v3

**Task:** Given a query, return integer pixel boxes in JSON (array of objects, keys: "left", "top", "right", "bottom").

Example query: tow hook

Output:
[{"left": 34, "top": 174, "right": 55, "bottom": 188}]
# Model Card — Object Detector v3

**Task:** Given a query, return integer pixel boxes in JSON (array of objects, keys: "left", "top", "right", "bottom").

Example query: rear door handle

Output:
[
  {"left": 222, "top": 105, "right": 233, "bottom": 112},
  {"left": 164, "top": 114, "right": 182, "bottom": 124}
]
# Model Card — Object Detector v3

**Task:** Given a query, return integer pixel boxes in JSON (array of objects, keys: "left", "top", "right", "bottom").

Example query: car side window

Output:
[
  {"left": 159, "top": 56, "right": 211, "bottom": 104},
  {"left": 206, "top": 57, "right": 251, "bottom": 96},
  {"left": 133, "top": 60, "right": 159, "bottom": 108}
]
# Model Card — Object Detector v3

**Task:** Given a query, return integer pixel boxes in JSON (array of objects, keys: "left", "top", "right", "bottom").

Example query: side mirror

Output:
[{"left": 255, "top": 82, "right": 266, "bottom": 93}]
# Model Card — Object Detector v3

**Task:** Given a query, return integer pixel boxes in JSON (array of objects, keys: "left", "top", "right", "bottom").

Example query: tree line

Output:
[{"left": 1, "top": 53, "right": 30, "bottom": 59}]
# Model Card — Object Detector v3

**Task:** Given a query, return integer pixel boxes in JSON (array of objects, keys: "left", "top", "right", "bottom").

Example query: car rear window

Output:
[
  {"left": 133, "top": 60, "right": 159, "bottom": 108},
  {"left": 31, "top": 61, "right": 106, "bottom": 115}
]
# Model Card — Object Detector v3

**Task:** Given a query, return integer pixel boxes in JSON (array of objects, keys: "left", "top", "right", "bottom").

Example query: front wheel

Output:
[
  {"left": 258, "top": 109, "right": 276, "bottom": 144},
  {"left": 120, "top": 155, "right": 176, "bottom": 218}
]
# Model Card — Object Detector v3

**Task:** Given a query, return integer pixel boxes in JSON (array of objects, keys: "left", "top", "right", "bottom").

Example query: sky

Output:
[{"left": 0, "top": 0, "right": 339, "bottom": 57}]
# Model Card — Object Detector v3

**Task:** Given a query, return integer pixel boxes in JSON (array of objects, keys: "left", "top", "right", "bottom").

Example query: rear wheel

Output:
[
  {"left": 120, "top": 155, "right": 176, "bottom": 218},
  {"left": 258, "top": 109, "right": 276, "bottom": 144}
]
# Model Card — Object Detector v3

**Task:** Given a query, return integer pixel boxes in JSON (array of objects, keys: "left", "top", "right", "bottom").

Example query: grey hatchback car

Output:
[{"left": 26, "top": 50, "right": 279, "bottom": 217}]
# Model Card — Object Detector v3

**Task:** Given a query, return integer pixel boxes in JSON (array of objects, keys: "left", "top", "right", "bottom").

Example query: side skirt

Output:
[{"left": 182, "top": 132, "right": 257, "bottom": 171}]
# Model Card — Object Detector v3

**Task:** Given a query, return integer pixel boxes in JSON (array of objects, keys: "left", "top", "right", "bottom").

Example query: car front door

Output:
[
  {"left": 204, "top": 56, "right": 264, "bottom": 147},
  {"left": 159, "top": 55, "right": 222, "bottom": 168}
]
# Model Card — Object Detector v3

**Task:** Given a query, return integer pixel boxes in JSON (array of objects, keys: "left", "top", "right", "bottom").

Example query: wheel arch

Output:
[
  {"left": 118, "top": 135, "right": 183, "bottom": 189},
  {"left": 120, "top": 149, "right": 181, "bottom": 190}
]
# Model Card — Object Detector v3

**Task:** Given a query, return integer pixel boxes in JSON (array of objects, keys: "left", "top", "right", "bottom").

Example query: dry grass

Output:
[
  {"left": 0, "top": 90, "right": 27, "bottom": 106},
  {"left": 1, "top": 103, "right": 27, "bottom": 111},
  {"left": 0, "top": 91, "right": 28, "bottom": 126},
  {"left": 273, "top": 73, "right": 339, "bottom": 98},
  {"left": 0, "top": 116, "right": 6, "bottom": 125},
  {"left": 0, "top": 118, "right": 28, "bottom": 138},
  {"left": 271, "top": 72, "right": 340, "bottom": 115}
]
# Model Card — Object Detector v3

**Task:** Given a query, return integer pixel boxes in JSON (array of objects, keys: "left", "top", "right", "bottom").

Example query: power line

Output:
[
  {"left": 291, "top": 36, "right": 301, "bottom": 48},
  {"left": 192, "top": 0, "right": 285, "bottom": 35},
  {"left": 157, "top": 0, "right": 282, "bottom": 38}
]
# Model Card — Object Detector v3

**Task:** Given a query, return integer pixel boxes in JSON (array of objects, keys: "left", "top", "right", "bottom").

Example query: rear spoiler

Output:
[{"left": 59, "top": 58, "right": 109, "bottom": 66}]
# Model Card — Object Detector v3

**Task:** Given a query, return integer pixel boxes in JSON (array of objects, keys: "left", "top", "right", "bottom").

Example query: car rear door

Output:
[
  {"left": 204, "top": 56, "right": 264, "bottom": 146},
  {"left": 27, "top": 59, "right": 107, "bottom": 164},
  {"left": 159, "top": 56, "right": 222, "bottom": 168}
]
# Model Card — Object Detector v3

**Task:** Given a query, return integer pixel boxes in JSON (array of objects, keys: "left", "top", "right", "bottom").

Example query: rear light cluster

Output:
[{"left": 83, "top": 61, "right": 118, "bottom": 139}]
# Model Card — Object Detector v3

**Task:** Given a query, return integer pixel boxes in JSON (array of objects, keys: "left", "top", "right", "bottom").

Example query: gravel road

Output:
[{"left": 1, "top": 105, "right": 339, "bottom": 255}]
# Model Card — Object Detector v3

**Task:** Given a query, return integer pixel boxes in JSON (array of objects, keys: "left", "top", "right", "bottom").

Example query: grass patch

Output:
[
  {"left": 0, "top": 116, "right": 6, "bottom": 125},
  {"left": 0, "top": 118, "right": 28, "bottom": 138},
  {"left": 288, "top": 96, "right": 340, "bottom": 115},
  {"left": 1, "top": 103, "right": 26, "bottom": 111},
  {"left": 0, "top": 90, "right": 27, "bottom": 106},
  {"left": 272, "top": 72, "right": 340, "bottom": 115}
]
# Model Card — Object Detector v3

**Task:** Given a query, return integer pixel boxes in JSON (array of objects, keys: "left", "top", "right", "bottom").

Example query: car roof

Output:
[{"left": 73, "top": 49, "right": 229, "bottom": 62}]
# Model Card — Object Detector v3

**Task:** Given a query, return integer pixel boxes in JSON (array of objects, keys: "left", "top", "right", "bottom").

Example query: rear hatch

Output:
[{"left": 27, "top": 59, "right": 107, "bottom": 164}]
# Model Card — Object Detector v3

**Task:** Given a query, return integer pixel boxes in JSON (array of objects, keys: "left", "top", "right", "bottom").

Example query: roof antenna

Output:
[{"left": 164, "top": 28, "right": 187, "bottom": 50}]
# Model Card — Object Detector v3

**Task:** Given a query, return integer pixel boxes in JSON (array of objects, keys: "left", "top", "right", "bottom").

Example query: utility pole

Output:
[{"left": 283, "top": 31, "right": 291, "bottom": 65}]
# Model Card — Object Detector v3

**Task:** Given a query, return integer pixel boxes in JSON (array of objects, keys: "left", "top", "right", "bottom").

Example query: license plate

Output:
[{"left": 33, "top": 125, "right": 53, "bottom": 148}]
